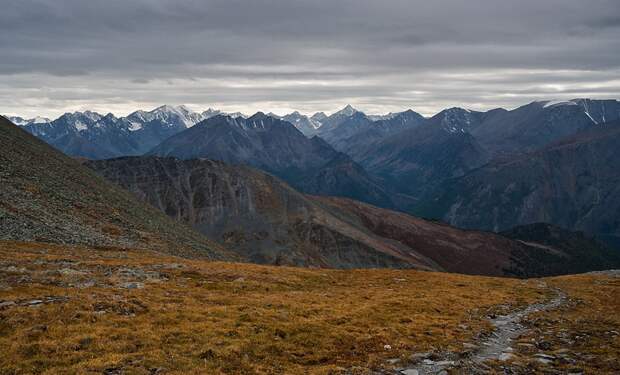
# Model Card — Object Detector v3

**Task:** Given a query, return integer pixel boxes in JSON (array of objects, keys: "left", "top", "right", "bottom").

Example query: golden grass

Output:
[{"left": 0, "top": 241, "right": 547, "bottom": 374}]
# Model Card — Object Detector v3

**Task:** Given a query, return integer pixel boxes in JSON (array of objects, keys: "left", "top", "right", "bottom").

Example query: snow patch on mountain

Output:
[{"left": 542, "top": 100, "right": 579, "bottom": 109}]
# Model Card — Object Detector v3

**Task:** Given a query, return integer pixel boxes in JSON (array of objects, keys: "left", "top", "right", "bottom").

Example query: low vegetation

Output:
[
  {"left": 484, "top": 272, "right": 620, "bottom": 374},
  {"left": 0, "top": 241, "right": 617, "bottom": 374}
]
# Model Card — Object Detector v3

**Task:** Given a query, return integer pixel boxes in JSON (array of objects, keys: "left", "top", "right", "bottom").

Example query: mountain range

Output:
[
  {"left": 9, "top": 105, "right": 247, "bottom": 159},
  {"left": 147, "top": 113, "right": 396, "bottom": 208},
  {"left": 6, "top": 98, "right": 620, "bottom": 245},
  {"left": 2, "top": 112, "right": 620, "bottom": 276}
]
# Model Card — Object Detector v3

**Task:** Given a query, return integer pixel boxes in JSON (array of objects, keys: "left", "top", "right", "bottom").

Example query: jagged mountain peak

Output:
[
  {"left": 333, "top": 104, "right": 358, "bottom": 117},
  {"left": 311, "top": 112, "right": 328, "bottom": 122}
]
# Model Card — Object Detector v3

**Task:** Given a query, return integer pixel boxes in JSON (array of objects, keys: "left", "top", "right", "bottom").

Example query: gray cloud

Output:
[{"left": 1, "top": 0, "right": 619, "bottom": 118}]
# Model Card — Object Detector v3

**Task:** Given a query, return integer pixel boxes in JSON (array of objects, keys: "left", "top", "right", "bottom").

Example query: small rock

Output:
[
  {"left": 422, "top": 359, "right": 434, "bottom": 365},
  {"left": 25, "top": 300, "right": 43, "bottom": 306},
  {"left": 383, "top": 344, "right": 392, "bottom": 350},
  {"left": 537, "top": 341, "right": 552, "bottom": 350},
  {"left": 410, "top": 352, "right": 431, "bottom": 361},
  {"left": 499, "top": 353, "right": 514, "bottom": 361},
  {"left": 58, "top": 268, "right": 88, "bottom": 276},
  {"left": 534, "top": 353, "right": 555, "bottom": 360},
  {"left": 386, "top": 358, "right": 400, "bottom": 364},
  {"left": 76, "top": 280, "right": 96, "bottom": 288},
  {"left": 0, "top": 301, "right": 16, "bottom": 309},
  {"left": 119, "top": 282, "right": 144, "bottom": 289},
  {"left": 5, "top": 266, "right": 27, "bottom": 273},
  {"left": 535, "top": 353, "right": 555, "bottom": 364},
  {"left": 462, "top": 342, "right": 478, "bottom": 350},
  {"left": 400, "top": 370, "right": 418, "bottom": 375},
  {"left": 435, "top": 360, "right": 455, "bottom": 366},
  {"left": 233, "top": 277, "right": 245, "bottom": 283},
  {"left": 103, "top": 366, "right": 122, "bottom": 375}
]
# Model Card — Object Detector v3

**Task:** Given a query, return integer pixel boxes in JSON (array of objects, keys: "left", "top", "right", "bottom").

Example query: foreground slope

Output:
[
  {"left": 86, "top": 156, "right": 618, "bottom": 276},
  {"left": 0, "top": 116, "right": 231, "bottom": 260},
  {"left": 1, "top": 241, "right": 618, "bottom": 374}
]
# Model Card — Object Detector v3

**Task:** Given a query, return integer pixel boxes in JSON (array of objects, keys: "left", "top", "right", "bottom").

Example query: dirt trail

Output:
[{"left": 394, "top": 283, "right": 567, "bottom": 375}]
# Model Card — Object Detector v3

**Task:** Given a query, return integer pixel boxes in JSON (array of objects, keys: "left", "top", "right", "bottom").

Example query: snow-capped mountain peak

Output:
[
  {"left": 7, "top": 115, "right": 51, "bottom": 126},
  {"left": 434, "top": 107, "right": 477, "bottom": 133},
  {"left": 31, "top": 116, "right": 51, "bottom": 124},
  {"left": 333, "top": 104, "right": 358, "bottom": 117}
]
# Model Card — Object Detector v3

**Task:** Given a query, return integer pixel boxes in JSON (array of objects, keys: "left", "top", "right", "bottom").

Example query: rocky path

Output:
[{"left": 393, "top": 283, "right": 567, "bottom": 375}]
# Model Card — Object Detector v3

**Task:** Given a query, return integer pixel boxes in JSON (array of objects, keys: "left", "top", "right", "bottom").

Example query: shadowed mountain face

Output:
[
  {"left": 501, "top": 223, "right": 620, "bottom": 273},
  {"left": 317, "top": 110, "right": 426, "bottom": 156},
  {"left": 0, "top": 116, "right": 232, "bottom": 260},
  {"left": 469, "top": 99, "right": 620, "bottom": 156},
  {"left": 147, "top": 113, "right": 396, "bottom": 208},
  {"left": 419, "top": 123, "right": 620, "bottom": 243},
  {"left": 356, "top": 113, "right": 490, "bottom": 202},
  {"left": 87, "top": 156, "right": 619, "bottom": 276}
]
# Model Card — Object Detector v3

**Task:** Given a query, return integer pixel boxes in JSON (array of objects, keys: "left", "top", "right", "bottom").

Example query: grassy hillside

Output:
[{"left": 1, "top": 241, "right": 617, "bottom": 374}]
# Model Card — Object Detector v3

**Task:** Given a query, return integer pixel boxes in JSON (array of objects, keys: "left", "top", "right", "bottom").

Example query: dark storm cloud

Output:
[{"left": 1, "top": 0, "right": 619, "bottom": 117}]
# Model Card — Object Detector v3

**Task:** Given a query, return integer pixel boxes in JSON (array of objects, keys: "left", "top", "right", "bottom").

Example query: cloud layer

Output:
[{"left": 1, "top": 0, "right": 619, "bottom": 117}]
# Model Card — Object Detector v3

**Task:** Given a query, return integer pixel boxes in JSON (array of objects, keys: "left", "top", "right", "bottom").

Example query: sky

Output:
[{"left": 1, "top": 0, "right": 619, "bottom": 119}]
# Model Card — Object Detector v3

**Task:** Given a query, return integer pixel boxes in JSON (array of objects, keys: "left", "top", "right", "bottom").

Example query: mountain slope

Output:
[
  {"left": 86, "top": 155, "right": 618, "bottom": 276},
  {"left": 470, "top": 99, "right": 620, "bottom": 155},
  {"left": 357, "top": 111, "right": 490, "bottom": 203},
  {"left": 420, "top": 122, "right": 620, "bottom": 242},
  {"left": 318, "top": 110, "right": 426, "bottom": 156},
  {"left": 147, "top": 113, "right": 395, "bottom": 207},
  {"left": 0, "top": 116, "right": 231, "bottom": 260}
]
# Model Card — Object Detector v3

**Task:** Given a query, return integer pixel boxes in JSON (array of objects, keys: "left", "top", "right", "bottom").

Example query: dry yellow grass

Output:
[{"left": 0, "top": 241, "right": 563, "bottom": 374}]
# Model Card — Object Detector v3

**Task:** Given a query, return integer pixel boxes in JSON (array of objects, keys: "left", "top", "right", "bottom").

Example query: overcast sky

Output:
[{"left": 1, "top": 0, "right": 619, "bottom": 118}]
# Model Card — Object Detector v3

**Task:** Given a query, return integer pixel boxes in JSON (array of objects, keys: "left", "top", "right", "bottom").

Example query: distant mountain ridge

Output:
[
  {"left": 11, "top": 105, "right": 248, "bottom": 159},
  {"left": 147, "top": 113, "right": 397, "bottom": 208},
  {"left": 418, "top": 122, "right": 620, "bottom": 244}
]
